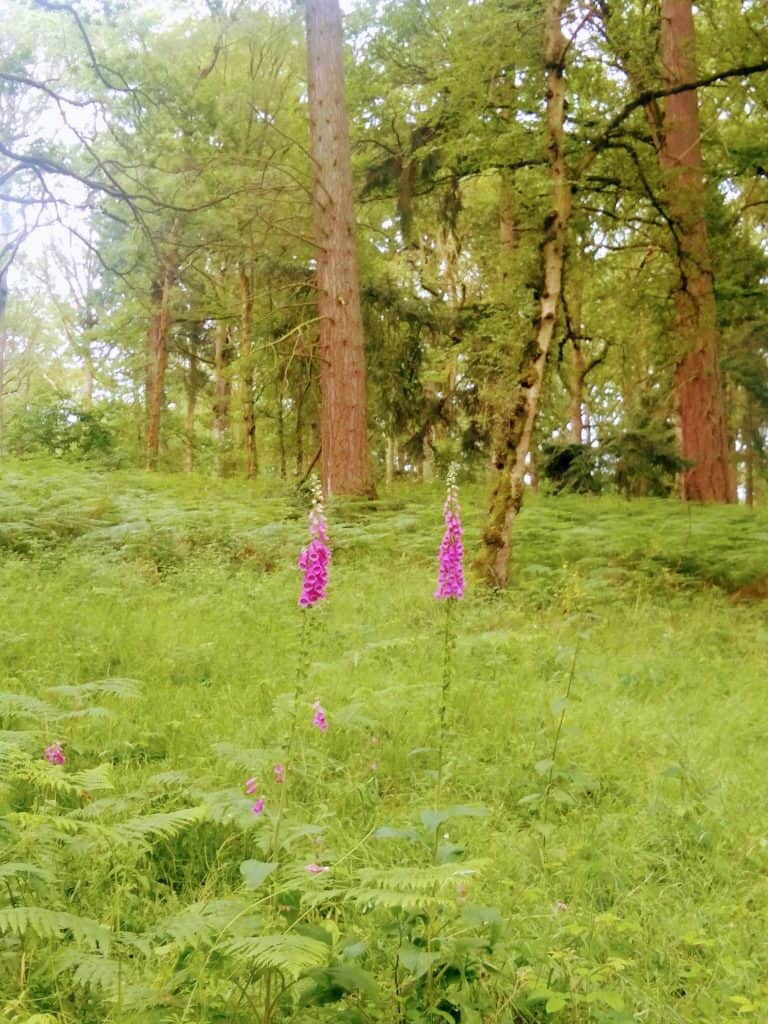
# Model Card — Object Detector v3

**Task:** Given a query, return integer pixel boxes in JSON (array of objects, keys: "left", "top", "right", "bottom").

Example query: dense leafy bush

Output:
[{"left": 5, "top": 397, "right": 114, "bottom": 459}]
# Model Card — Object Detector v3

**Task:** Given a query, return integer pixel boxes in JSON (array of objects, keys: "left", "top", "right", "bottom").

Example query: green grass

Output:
[{"left": 0, "top": 459, "right": 766, "bottom": 1023}]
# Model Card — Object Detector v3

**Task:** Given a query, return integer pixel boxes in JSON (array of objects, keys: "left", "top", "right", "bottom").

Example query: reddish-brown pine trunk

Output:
[
  {"left": 145, "top": 263, "right": 173, "bottom": 471},
  {"left": 239, "top": 262, "right": 258, "bottom": 479},
  {"left": 305, "top": 0, "right": 372, "bottom": 497},
  {"left": 659, "top": 0, "right": 730, "bottom": 502}
]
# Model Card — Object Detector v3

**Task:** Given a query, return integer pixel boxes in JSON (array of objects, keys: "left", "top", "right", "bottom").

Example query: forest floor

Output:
[{"left": 0, "top": 460, "right": 767, "bottom": 1023}]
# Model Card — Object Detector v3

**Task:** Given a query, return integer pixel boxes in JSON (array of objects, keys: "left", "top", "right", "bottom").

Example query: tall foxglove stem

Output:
[
  {"left": 434, "top": 466, "right": 464, "bottom": 815},
  {"left": 436, "top": 596, "right": 457, "bottom": 812}
]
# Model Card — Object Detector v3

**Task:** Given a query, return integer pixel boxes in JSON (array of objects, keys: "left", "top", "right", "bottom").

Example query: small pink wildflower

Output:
[
  {"left": 298, "top": 477, "right": 331, "bottom": 607},
  {"left": 274, "top": 763, "right": 285, "bottom": 783},
  {"left": 370, "top": 761, "right": 378, "bottom": 771},
  {"left": 435, "top": 465, "right": 465, "bottom": 600},
  {"left": 44, "top": 743, "right": 65, "bottom": 766},
  {"left": 251, "top": 798, "right": 265, "bottom": 816},
  {"left": 555, "top": 901, "right": 569, "bottom": 913},
  {"left": 312, "top": 701, "right": 328, "bottom": 732},
  {"left": 305, "top": 863, "right": 329, "bottom": 874},
  {"left": 245, "top": 777, "right": 258, "bottom": 795}
]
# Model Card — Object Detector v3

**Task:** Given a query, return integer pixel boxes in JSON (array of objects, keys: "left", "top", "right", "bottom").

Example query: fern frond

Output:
[
  {"left": 57, "top": 706, "right": 114, "bottom": 721},
  {"left": 53, "top": 949, "right": 120, "bottom": 993},
  {"left": 222, "top": 933, "right": 329, "bottom": 977},
  {"left": 212, "top": 742, "right": 283, "bottom": 771},
  {"left": 353, "top": 888, "right": 441, "bottom": 911},
  {"left": 351, "top": 863, "right": 485, "bottom": 911},
  {"left": 148, "top": 770, "right": 190, "bottom": 789},
  {"left": 70, "top": 764, "right": 116, "bottom": 794},
  {"left": 0, "top": 692, "right": 60, "bottom": 724},
  {"left": 154, "top": 897, "right": 258, "bottom": 948},
  {"left": 0, "top": 862, "right": 52, "bottom": 884},
  {"left": 49, "top": 678, "right": 142, "bottom": 701},
  {"left": 114, "top": 805, "right": 207, "bottom": 845},
  {"left": 0, "top": 906, "right": 111, "bottom": 949},
  {"left": 357, "top": 863, "right": 483, "bottom": 892}
]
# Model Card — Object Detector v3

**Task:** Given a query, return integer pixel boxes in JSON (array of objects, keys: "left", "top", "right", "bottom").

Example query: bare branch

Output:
[{"left": 580, "top": 59, "right": 768, "bottom": 174}]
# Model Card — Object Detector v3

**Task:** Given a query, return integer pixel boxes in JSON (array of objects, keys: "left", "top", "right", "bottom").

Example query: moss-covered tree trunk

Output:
[{"left": 475, "top": 0, "right": 571, "bottom": 588}]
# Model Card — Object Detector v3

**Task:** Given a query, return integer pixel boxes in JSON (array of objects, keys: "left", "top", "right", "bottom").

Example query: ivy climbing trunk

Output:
[
  {"left": 659, "top": 0, "right": 731, "bottom": 502},
  {"left": 475, "top": 0, "right": 570, "bottom": 588},
  {"left": 305, "top": 0, "right": 372, "bottom": 497},
  {"left": 145, "top": 260, "right": 174, "bottom": 472}
]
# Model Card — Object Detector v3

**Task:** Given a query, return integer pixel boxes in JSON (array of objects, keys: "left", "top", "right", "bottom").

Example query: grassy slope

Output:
[{"left": 0, "top": 460, "right": 766, "bottom": 1022}]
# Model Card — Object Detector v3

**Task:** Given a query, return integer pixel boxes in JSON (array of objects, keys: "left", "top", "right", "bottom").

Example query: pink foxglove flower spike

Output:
[
  {"left": 44, "top": 743, "right": 65, "bottom": 765},
  {"left": 298, "top": 476, "right": 331, "bottom": 607},
  {"left": 435, "top": 465, "right": 465, "bottom": 600},
  {"left": 312, "top": 701, "right": 328, "bottom": 732}
]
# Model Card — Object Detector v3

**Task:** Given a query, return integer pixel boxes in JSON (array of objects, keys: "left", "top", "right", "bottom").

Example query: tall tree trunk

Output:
[
  {"left": 568, "top": 343, "right": 586, "bottom": 445},
  {"left": 276, "top": 379, "right": 287, "bottom": 479},
  {"left": 385, "top": 434, "right": 396, "bottom": 486},
  {"left": 743, "top": 393, "right": 755, "bottom": 507},
  {"left": 658, "top": 0, "right": 730, "bottom": 502},
  {"left": 239, "top": 261, "right": 258, "bottom": 478},
  {"left": 499, "top": 167, "right": 520, "bottom": 290},
  {"left": 183, "top": 348, "right": 202, "bottom": 475},
  {"left": 475, "top": 0, "right": 571, "bottom": 588},
  {"left": 212, "top": 321, "right": 233, "bottom": 474},
  {"left": 0, "top": 265, "right": 7, "bottom": 459},
  {"left": 81, "top": 351, "right": 94, "bottom": 410},
  {"left": 145, "top": 262, "right": 174, "bottom": 472},
  {"left": 305, "top": 0, "right": 372, "bottom": 497},
  {"left": 295, "top": 381, "right": 305, "bottom": 476}
]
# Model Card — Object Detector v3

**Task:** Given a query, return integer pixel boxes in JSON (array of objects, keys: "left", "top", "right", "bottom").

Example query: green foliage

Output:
[
  {"left": 5, "top": 398, "right": 114, "bottom": 460},
  {"left": 0, "top": 464, "right": 766, "bottom": 1022}
]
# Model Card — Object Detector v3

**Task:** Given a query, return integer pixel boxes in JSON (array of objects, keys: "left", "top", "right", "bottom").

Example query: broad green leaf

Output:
[
  {"left": 550, "top": 696, "right": 570, "bottom": 716},
  {"left": 546, "top": 993, "right": 568, "bottom": 1013},
  {"left": 398, "top": 945, "right": 439, "bottom": 978},
  {"left": 240, "top": 860, "right": 278, "bottom": 888},
  {"left": 374, "top": 826, "right": 422, "bottom": 841}
]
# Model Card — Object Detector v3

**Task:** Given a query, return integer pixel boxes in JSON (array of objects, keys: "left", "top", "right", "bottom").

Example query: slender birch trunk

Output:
[{"left": 475, "top": 0, "right": 570, "bottom": 587}]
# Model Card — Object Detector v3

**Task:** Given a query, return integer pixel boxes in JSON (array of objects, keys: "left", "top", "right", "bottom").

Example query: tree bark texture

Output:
[
  {"left": 475, "top": 0, "right": 570, "bottom": 588},
  {"left": 239, "top": 262, "right": 258, "bottom": 478},
  {"left": 305, "top": 0, "right": 372, "bottom": 497},
  {"left": 213, "top": 320, "right": 233, "bottom": 449},
  {"left": 145, "top": 262, "right": 174, "bottom": 472},
  {"left": 184, "top": 355, "right": 198, "bottom": 475},
  {"left": 659, "top": 0, "right": 731, "bottom": 502}
]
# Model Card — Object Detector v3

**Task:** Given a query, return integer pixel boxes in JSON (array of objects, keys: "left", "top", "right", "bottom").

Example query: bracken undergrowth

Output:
[{"left": 0, "top": 459, "right": 766, "bottom": 1023}]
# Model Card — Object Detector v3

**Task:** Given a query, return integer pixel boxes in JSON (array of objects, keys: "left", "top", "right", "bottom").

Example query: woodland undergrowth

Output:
[{"left": 0, "top": 460, "right": 766, "bottom": 1024}]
